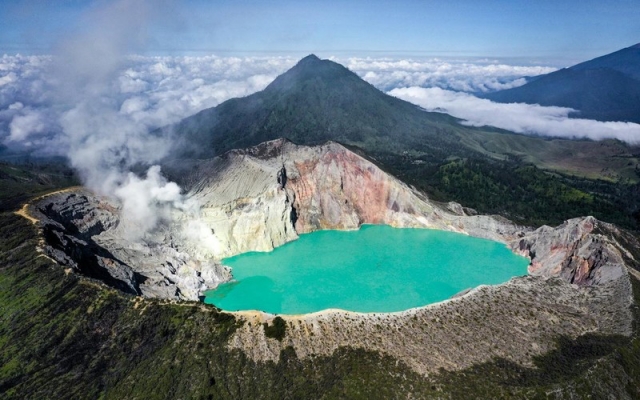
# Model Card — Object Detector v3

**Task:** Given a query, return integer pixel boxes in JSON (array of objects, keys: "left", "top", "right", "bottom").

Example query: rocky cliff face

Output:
[
  {"left": 187, "top": 139, "right": 528, "bottom": 259},
  {"left": 32, "top": 191, "right": 230, "bottom": 301},
  {"left": 30, "top": 139, "right": 636, "bottom": 302},
  {"left": 514, "top": 216, "right": 631, "bottom": 285}
]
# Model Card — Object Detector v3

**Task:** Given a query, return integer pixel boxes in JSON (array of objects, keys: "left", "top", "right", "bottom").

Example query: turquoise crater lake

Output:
[{"left": 204, "top": 225, "right": 529, "bottom": 314}]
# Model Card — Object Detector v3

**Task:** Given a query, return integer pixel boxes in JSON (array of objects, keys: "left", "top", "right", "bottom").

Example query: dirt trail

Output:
[{"left": 14, "top": 186, "right": 84, "bottom": 224}]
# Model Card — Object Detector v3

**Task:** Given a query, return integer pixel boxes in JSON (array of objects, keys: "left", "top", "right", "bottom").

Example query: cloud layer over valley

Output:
[
  {"left": 344, "top": 57, "right": 556, "bottom": 93},
  {"left": 390, "top": 87, "right": 640, "bottom": 144},
  {"left": 0, "top": 53, "right": 296, "bottom": 153},
  {"left": 1, "top": 52, "right": 639, "bottom": 161}
]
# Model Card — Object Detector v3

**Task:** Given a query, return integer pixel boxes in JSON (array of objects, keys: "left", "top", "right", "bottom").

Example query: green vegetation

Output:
[
  {"left": 385, "top": 156, "right": 639, "bottom": 229},
  {"left": 0, "top": 162, "right": 77, "bottom": 212},
  {"left": 263, "top": 317, "right": 287, "bottom": 341}
]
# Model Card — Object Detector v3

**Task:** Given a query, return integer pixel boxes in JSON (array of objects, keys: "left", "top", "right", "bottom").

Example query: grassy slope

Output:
[
  {"left": 0, "top": 162, "right": 77, "bottom": 212},
  {"left": 368, "top": 150, "right": 640, "bottom": 230},
  {"left": 461, "top": 130, "right": 640, "bottom": 183}
]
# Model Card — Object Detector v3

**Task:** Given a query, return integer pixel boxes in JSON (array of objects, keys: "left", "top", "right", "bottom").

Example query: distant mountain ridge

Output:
[
  {"left": 571, "top": 43, "right": 640, "bottom": 81},
  {"left": 484, "top": 43, "right": 640, "bottom": 123}
]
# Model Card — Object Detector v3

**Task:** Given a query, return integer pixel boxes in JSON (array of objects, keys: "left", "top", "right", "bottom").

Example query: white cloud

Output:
[
  {"left": 342, "top": 57, "right": 556, "bottom": 93},
  {"left": 389, "top": 87, "right": 640, "bottom": 143},
  {"left": 8, "top": 109, "right": 46, "bottom": 142},
  {"left": 0, "top": 54, "right": 296, "bottom": 155},
  {"left": 0, "top": 72, "right": 17, "bottom": 87}
]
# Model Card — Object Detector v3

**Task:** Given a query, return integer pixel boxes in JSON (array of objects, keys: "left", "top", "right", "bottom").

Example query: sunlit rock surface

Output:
[{"left": 187, "top": 138, "right": 528, "bottom": 259}]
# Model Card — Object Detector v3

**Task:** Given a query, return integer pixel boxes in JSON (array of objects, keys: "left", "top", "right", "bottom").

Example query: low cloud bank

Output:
[
  {"left": 0, "top": 53, "right": 296, "bottom": 154},
  {"left": 345, "top": 57, "right": 556, "bottom": 93},
  {"left": 389, "top": 87, "right": 640, "bottom": 144},
  {"left": 2, "top": 48, "right": 637, "bottom": 169}
]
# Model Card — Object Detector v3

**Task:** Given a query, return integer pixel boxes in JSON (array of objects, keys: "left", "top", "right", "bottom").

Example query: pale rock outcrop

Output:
[
  {"left": 514, "top": 216, "right": 628, "bottom": 285},
  {"left": 187, "top": 151, "right": 298, "bottom": 258},
  {"left": 186, "top": 139, "right": 528, "bottom": 258}
]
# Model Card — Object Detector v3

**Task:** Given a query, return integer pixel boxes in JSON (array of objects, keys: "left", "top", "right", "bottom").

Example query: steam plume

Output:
[{"left": 48, "top": 0, "right": 216, "bottom": 246}]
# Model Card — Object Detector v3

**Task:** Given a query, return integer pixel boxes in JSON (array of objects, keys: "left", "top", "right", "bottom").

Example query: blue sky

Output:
[{"left": 1, "top": 0, "right": 639, "bottom": 65}]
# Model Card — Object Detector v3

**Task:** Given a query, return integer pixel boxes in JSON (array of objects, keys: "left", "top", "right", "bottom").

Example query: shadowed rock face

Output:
[
  {"left": 33, "top": 191, "right": 231, "bottom": 301},
  {"left": 38, "top": 193, "right": 140, "bottom": 295}
]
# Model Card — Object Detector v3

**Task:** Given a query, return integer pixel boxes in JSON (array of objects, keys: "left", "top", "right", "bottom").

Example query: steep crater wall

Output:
[{"left": 25, "top": 138, "right": 640, "bottom": 374}]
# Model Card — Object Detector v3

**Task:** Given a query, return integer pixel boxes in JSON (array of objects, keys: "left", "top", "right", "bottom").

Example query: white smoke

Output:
[
  {"left": 37, "top": 0, "right": 220, "bottom": 247},
  {"left": 113, "top": 166, "right": 183, "bottom": 235}
]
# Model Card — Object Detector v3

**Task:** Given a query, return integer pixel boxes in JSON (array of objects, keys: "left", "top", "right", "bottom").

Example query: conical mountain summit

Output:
[{"left": 169, "top": 54, "right": 468, "bottom": 160}]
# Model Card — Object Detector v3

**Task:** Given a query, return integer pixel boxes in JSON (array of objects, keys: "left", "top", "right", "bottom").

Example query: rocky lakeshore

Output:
[{"left": 20, "top": 138, "right": 640, "bottom": 375}]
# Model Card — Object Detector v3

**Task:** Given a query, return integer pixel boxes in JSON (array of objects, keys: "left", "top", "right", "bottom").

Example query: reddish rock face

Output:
[
  {"left": 207, "top": 139, "right": 631, "bottom": 289},
  {"left": 287, "top": 146, "right": 422, "bottom": 232},
  {"left": 515, "top": 217, "right": 627, "bottom": 286}
]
